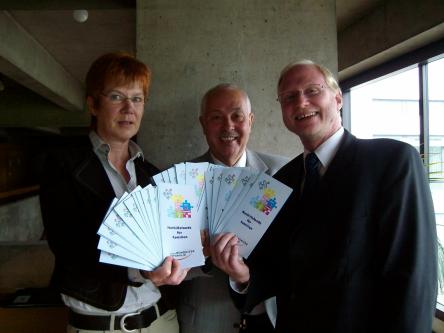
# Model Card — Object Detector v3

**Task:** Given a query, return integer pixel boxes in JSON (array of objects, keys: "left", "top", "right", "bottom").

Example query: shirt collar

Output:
[
  {"left": 89, "top": 131, "right": 144, "bottom": 161},
  {"left": 211, "top": 150, "right": 247, "bottom": 167},
  {"left": 304, "top": 127, "right": 344, "bottom": 170}
]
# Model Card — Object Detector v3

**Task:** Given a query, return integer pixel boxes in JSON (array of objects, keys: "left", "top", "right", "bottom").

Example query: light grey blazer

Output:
[{"left": 177, "top": 149, "right": 289, "bottom": 333}]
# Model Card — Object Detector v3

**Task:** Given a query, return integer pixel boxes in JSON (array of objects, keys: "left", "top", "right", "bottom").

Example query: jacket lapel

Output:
[
  {"left": 277, "top": 154, "right": 304, "bottom": 191},
  {"left": 321, "top": 130, "right": 357, "bottom": 188},
  {"left": 74, "top": 151, "right": 115, "bottom": 203},
  {"left": 246, "top": 149, "right": 269, "bottom": 173},
  {"left": 135, "top": 158, "right": 155, "bottom": 187}
]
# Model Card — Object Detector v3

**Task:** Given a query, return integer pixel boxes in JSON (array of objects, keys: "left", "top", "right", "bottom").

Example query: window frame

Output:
[{"left": 340, "top": 37, "right": 444, "bottom": 319}]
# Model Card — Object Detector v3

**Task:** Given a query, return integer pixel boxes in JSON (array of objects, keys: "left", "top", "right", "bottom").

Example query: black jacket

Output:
[
  {"left": 40, "top": 142, "right": 158, "bottom": 310},
  {"left": 242, "top": 130, "right": 437, "bottom": 333}
]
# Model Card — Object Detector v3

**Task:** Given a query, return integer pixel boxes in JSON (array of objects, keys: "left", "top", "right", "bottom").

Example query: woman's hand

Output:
[{"left": 141, "top": 256, "right": 189, "bottom": 286}]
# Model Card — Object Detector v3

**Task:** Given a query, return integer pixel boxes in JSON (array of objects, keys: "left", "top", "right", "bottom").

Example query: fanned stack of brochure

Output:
[
  {"left": 202, "top": 164, "right": 293, "bottom": 258},
  {"left": 98, "top": 162, "right": 207, "bottom": 271},
  {"left": 97, "top": 162, "right": 293, "bottom": 271}
]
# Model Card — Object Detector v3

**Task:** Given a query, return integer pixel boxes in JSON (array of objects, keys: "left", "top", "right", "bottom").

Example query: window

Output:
[
  {"left": 341, "top": 46, "right": 444, "bottom": 309},
  {"left": 349, "top": 66, "right": 420, "bottom": 147}
]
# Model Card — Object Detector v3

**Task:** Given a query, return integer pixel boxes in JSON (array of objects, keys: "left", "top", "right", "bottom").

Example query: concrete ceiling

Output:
[
  {"left": 0, "top": 0, "right": 383, "bottom": 112},
  {"left": 337, "top": 0, "right": 386, "bottom": 31},
  {"left": 7, "top": 8, "right": 136, "bottom": 83}
]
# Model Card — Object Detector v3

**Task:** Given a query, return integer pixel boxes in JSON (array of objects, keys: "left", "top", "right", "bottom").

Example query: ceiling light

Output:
[{"left": 73, "top": 10, "right": 88, "bottom": 23}]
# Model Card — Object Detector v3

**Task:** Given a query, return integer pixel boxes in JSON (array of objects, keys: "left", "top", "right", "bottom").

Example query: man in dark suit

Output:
[
  {"left": 178, "top": 84, "right": 288, "bottom": 333},
  {"left": 210, "top": 61, "right": 437, "bottom": 332}
]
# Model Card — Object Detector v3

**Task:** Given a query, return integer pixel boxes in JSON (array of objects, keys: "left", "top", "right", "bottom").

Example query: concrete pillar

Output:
[{"left": 136, "top": 0, "right": 337, "bottom": 168}]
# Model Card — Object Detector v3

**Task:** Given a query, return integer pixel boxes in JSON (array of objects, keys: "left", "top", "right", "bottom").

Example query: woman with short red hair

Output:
[{"left": 41, "top": 52, "right": 187, "bottom": 333}]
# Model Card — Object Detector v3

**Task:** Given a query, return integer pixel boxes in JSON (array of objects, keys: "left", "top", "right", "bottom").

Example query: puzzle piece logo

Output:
[
  {"left": 168, "top": 193, "right": 193, "bottom": 218},
  {"left": 258, "top": 180, "right": 270, "bottom": 190},
  {"left": 241, "top": 176, "right": 250, "bottom": 186},
  {"left": 163, "top": 188, "right": 173, "bottom": 199},
  {"left": 114, "top": 216, "right": 125, "bottom": 228},
  {"left": 250, "top": 187, "right": 277, "bottom": 215},
  {"left": 225, "top": 174, "right": 236, "bottom": 184},
  {"left": 189, "top": 168, "right": 199, "bottom": 178}
]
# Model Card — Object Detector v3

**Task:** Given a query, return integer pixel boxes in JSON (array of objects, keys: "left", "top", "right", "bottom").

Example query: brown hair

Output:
[{"left": 85, "top": 52, "right": 151, "bottom": 128}]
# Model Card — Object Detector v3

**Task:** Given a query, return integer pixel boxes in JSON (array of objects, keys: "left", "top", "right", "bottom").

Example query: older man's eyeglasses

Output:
[
  {"left": 277, "top": 84, "right": 325, "bottom": 105},
  {"left": 101, "top": 92, "right": 146, "bottom": 105}
]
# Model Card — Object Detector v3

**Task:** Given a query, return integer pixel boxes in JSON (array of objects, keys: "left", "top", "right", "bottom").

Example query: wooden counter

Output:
[{"left": 0, "top": 306, "right": 68, "bottom": 332}]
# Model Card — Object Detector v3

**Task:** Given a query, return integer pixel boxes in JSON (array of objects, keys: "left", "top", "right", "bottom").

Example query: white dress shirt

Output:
[{"left": 307, "top": 127, "right": 344, "bottom": 175}]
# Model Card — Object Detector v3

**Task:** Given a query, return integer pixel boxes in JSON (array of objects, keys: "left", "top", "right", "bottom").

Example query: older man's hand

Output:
[{"left": 210, "top": 232, "right": 250, "bottom": 284}]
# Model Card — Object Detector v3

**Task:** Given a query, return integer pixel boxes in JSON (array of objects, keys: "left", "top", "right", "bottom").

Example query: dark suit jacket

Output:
[
  {"left": 243, "top": 130, "right": 437, "bottom": 333},
  {"left": 40, "top": 141, "right": 159, "bottom": 311}
]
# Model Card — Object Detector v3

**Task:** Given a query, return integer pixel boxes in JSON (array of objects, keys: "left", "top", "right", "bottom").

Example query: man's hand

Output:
[
  {"left": 210, "top": 232, "right": 250, "bottom": 284},
  {"left": 141, "top": 256, "right": 189, "bottom": 286}
]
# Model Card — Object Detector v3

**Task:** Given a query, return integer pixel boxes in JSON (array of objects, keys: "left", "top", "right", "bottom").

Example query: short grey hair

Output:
[
  {"left": 277, "top": 59, "right": 342, "bottom": 95},
  {"left": 200, "top": 83, "right": 251, "bottom": 117}
]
